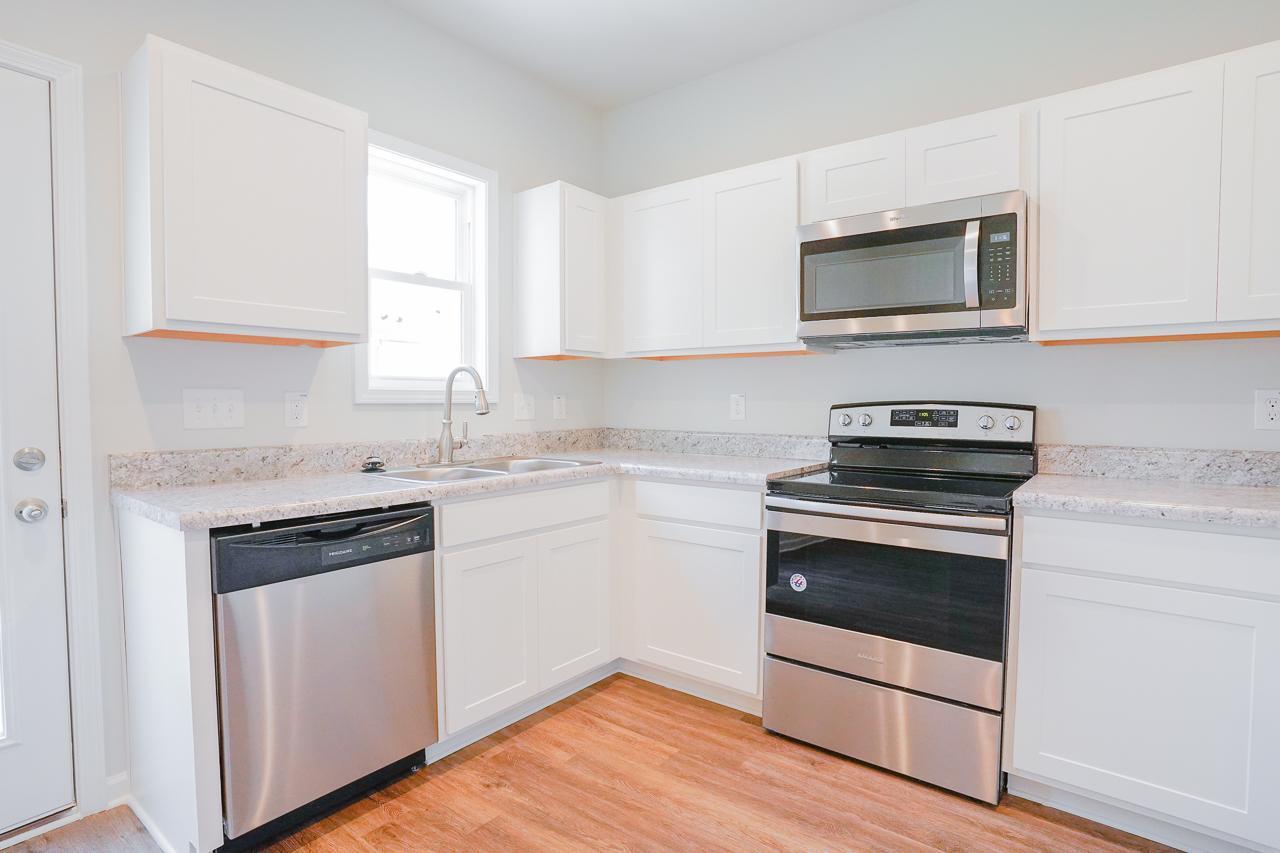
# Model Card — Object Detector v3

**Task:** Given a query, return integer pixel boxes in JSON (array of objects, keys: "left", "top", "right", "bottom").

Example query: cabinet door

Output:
[
  {"left": 801, "top": 132, "right": 905, "bottom": 223},
  {"left": 633, "top": 520, "right": 761, "bottom": 694},
  {"left": 1013, "top": 567, "right": 1280, "bottom": 848},
  {"left": 441, "top": 537, "right": 539, "bottom": 734},
  {"left": 1038, "top": 61, "right": 1223, "bottom": 332},
  {"left": 562, "top": 184, "right": 608, "bottom": 353},
  {"left": 620, "top": 180, "right": 703, "bottom": 352},
  {"left": 905, "top": 107, "right": 1020, "bottom": 205},
  {"left": 160, "top": 42, "right": 367, "bottom": 335},
  {"left": 702, "top": 159, "right": 799, "bottom": 348},
  {"left": 538, "top": 521, "right": 611, "bottom": 689},
  {"left": 1220, "top": 42, "right": 1280, "bottom": 321}
]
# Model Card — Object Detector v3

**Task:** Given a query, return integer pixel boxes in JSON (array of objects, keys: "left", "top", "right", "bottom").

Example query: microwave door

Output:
[{"left": 798, "top": 218, "right": 982, "bottom": 338}]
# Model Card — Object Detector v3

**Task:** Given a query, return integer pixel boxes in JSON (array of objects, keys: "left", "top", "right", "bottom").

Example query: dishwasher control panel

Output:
[{"left": 321, "top": 528, "right": 428, "bottom": 566}]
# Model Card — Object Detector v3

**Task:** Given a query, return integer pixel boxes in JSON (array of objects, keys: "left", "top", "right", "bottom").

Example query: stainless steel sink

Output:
[
  {"left": 371, "top": 466, "right": 505, "bottom": 483},
  {"left": 468, "top": 457, "right": 598, "bottom": 474}
]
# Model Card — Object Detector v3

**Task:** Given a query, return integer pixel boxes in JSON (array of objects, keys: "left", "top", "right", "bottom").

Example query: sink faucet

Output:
[{"left": 438, "top": 365, "right": 491, "bottom": 463}]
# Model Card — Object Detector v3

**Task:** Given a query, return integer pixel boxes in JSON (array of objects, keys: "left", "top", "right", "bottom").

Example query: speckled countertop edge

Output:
[
  {"left": 1014, "top": 474, "right": 1280, "bottom": 530},
  {"left": 111, "top": 451, "right": 826, "bottom": 531}
]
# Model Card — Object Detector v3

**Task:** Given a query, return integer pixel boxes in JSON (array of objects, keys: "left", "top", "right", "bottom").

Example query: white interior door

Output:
[{"left": 0, "top": 64, "right": 75, "bottom": 832}]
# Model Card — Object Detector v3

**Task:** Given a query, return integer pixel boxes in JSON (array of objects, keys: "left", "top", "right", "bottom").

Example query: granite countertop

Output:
[
  {"left": 1015, "top": 473, "right": 1280, "bottom": 529},
  {"left": 111, "top": 450, "right": 825, "bottom": 531}
]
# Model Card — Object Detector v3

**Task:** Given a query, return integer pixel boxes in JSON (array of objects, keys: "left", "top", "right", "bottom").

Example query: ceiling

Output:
[{"left": 391, "top": 0, "right": 913, "bottom": 109}]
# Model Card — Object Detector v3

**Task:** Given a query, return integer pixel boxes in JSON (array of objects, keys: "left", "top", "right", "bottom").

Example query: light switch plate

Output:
[
  {"left": 514, "top": 393, "right": 535, "bottom": 421},
  {"left": 1256, "top": 389, "right": 1280, "bottom": 430},
  {"left": 553, "top": 395, "right": 567, "bottom": 420},
  {"left": 729, "top": 394, "right": 746, "bottom": 421},
  {"left": 285, "top": 392, "right": 309, "bottom": 427},
  {"left": 183, "top": 389, "right": 244, "bottom": 430}
]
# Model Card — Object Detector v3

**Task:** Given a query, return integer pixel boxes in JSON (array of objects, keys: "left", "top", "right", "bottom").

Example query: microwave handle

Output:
[{"left": 963, "top": 219, "right": 981, "bottom": 308}]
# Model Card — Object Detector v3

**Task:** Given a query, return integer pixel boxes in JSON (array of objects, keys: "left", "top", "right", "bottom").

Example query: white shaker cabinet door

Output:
[
  {"left": 1220, "top": 41, "right": 1280, "bottom": 321},
  {"left": 905, "top": 107, "right": 1021, "bottom": 206},
  {"left": 1037, "top": 60, "right": 1223, "bottom": 333},
  {"left": 620, "top": 180, "right": 704, "bottom": 353},
  {"left": 1013, "top": 567, "right": 1280, "bottom": 849},
  {"left": 441, "top": 537, "right": 540, "bottom": 734},
  {"left": 632, "top": 520, "right": 761, "bottom": 695},
  {"left": 562, "top": 184, "right": 609, "bottom": 353},
  {"left": 801, "top": 132, "right": 906, "bottom": 223},
  {"left": 702, "top": 159, "right": 799, "bottom": 348},
  {"left": 538, "top": 521, "right": 611, "bottom": 689},
  {"left": 156, "top": 39, "right": 367, "bottom": 335}
]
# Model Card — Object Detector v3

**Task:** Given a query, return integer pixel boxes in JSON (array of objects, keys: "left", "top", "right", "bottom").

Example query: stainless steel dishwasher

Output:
[{"left": 211, "top": 504, "right": 437, "bottom": 847}]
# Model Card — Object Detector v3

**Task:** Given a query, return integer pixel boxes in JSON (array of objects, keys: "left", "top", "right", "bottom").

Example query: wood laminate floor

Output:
[{"left": 15, "top": 675, "right": 1174, "bottom": 852}]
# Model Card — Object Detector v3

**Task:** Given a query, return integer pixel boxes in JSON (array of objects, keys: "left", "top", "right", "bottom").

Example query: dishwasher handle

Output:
[{"left": 212, "top": 506, "right": 434, "bottom": 595}]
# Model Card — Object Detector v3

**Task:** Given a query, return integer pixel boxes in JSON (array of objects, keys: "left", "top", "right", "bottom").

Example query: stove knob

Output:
[
  {"left": 977, "top": 415, "right": 996, "bottom": 431},
  {"left": 838, "top": 413, "right": 852, "bottom": 427},
  {"left": 858, "top": 413, "right": 873, "bottom": 427},
  {"left": 1004, "top": 415, "right": 1023, "bottom": 432}
]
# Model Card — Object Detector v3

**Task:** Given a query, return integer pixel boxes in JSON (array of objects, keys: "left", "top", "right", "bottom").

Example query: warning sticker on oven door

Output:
[{"left": 789, "top": 573, "right": 807, "bottom": 592}]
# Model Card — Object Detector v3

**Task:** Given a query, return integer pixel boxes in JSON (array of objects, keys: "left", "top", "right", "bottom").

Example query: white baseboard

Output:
[
  {"left": 1007, "top": 775, "right": 1263, "bottom": 853},
  {"left": 619, "top": 659, "right": 761, "bottom": 715},
  {"left": 125, "top": 796, "right": 178, "bottom": 853},
  {"left": 105, "top": 772, "right": 130, "bottom": 808}
]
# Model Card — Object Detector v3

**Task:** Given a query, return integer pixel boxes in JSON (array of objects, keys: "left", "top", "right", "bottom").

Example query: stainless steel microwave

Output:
[{"left": 797, "top": 190, "right": 1026, "bottom": 348}]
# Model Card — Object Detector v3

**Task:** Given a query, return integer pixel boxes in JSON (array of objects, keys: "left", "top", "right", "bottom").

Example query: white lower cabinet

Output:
[
  {"left": 538, "top": 521, "right": 612, "bottom": 688},
  {"left": 632, "top": 519, "right": 761, "bottom": 695},
  {"left": 1012, "top": 515, "right": 1280, "bottom": 849},
  {"left": 441, "top": 537, "right": 541, "bottom": 734}
]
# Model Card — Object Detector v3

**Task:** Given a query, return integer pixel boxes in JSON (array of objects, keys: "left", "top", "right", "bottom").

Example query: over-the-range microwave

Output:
[{"left": 797, "top": 190, "right": 1027, "bottom": 348}]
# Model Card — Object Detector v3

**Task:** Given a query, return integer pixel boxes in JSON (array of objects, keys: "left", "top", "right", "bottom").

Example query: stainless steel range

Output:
[{"left": 762, "top": 401, "right": 1035, "bottom": 804}]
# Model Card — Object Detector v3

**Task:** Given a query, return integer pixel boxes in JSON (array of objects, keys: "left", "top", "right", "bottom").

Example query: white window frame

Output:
[{"left": 355, "top": 130, "right": 499, "bottom": 404}]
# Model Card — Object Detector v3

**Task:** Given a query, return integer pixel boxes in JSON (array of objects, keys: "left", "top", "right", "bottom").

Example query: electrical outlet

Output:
[
  {"left": 553, "top": 395, "right": 567, "bottom": 420},
  {"left": 284, "top": 392, "right": 309, "bottom": 427},
  {"left": 729, "top": 393, "right": 746, "bottom": 421},
  {"left": 514, "top": 393, "right": 535, "bottom": 421},
  {"left": 183, "top": 389, "right": 244, "bottom": 430},
  {"left": 1256, "top": 389, "right": 1280, "bottom": 430}
]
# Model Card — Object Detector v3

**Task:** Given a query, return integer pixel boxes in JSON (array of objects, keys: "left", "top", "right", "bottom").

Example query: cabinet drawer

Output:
[
  {"left": 440, "top": 481, "right": 610, "bottom": 547},
  {"left": 634, "top": 481, "right": 760, "bottom": 529},
  {"left": 1020, "top": 514, "right": 1280, "bottom": 598}
]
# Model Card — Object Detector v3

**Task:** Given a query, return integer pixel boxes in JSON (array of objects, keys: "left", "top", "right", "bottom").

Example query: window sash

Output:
[{"left": 367, "top": 271, "right": 476, "bottom": 386}]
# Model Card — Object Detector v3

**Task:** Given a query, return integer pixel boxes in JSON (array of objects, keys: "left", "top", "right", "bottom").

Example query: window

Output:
[{"left": 356, "top": 133, "right": 497, "bottom": 403}]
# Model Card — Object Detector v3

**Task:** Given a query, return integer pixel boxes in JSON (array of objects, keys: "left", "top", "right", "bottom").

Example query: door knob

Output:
[
  {"left": 13, "top": 447, "right": 46, "bottom": 472},
  {"left": 15, "top": 498, "right": 49, "bottom": 523}
]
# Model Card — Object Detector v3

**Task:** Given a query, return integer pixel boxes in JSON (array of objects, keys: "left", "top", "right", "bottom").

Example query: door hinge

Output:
[{"left": 61, "top": 498, "right": 68, "bottom": 519}]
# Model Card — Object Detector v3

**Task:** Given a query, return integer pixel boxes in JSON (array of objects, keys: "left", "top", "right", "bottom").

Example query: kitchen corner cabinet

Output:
[
  {"left": 1010, "top": 514, "right": 1280, "bottom": 850},
  {"left": 1219, "top": 41, "right": 1280, "bottom": 321},
  {"left": 122, "top": 36, "right": 368, "bottom": 346},
  {"left": 632, "top": 519, "right": 762, "bottom": 695},
  {"left": 514, "top": 181, "right": 608, "bottom": 357},
  {"left": 619, "top": 179, "right": 705, "bottom": 352},
  {"left": 1035, "top": 61, "right": 1225, "bottom": 336}
]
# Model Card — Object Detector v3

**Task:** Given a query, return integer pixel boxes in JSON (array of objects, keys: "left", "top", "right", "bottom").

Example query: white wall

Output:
[
  {"left": 600, "top": 0, "right": 1280, "bottom": 450},
  {"left": 0, "top": 0, "right": 605, "bottom": 790}
]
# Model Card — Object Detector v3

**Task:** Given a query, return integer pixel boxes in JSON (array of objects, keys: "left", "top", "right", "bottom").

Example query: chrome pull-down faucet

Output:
[{"left": 437, "top": 365, "right": 490, "bottom": 463}]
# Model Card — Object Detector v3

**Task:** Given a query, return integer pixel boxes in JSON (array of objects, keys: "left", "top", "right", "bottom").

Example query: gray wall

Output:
[{"left": 600, "top": 0, "right": 1280, "bottom": 450}]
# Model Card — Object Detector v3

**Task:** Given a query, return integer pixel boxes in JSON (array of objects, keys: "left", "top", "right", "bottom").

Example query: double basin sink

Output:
[{"left": 370, "top": 456, "right": 599, "bottom": 483}]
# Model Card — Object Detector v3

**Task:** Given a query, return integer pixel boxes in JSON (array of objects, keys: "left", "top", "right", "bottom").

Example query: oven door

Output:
[
  {"left": 764, "top": 498, "right": 1009, "bottom": 710},
  {"left": 797, "top": 192, "right": 1023, "bottom": 340}
]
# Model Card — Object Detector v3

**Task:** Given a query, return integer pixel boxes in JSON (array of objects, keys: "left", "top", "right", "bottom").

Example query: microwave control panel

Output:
[{"left": 979, "top": 213, "right": 1018, "bottom": 309}]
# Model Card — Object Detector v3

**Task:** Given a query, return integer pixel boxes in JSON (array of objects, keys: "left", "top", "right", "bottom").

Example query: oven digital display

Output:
[{"left": 890, "top": 408, "right": 959, "bottom": 428}]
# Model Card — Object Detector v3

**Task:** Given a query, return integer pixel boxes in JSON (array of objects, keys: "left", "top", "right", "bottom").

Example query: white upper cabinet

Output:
[
  {"left": 905, "top": 107, "right": 1021, "bottom": 205},
  {"left": 619, "top": 180, "right": 705, "bottom": 353},
  {"left": 123, "top": 36, "right": 368, "bottom": 344},
  {"left": 1037, "top": 60, "right": 1224, "bottom": 334},
  {"left": 801, "top": 132, "right": 905, "bottom": 223},
  {"left": 1220, "top": 41, "right": 1280, "bottom": 322},
  {"left": 702, "top": 159, "right": 799, "bottom": 348},
  {"left": 515, "top": 181, "right": 608, "bottom": 357}
]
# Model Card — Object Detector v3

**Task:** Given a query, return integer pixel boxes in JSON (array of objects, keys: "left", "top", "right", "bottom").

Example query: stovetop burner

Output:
[{"left": 768, "top": 401, "right": 1037, "bottom": 515}]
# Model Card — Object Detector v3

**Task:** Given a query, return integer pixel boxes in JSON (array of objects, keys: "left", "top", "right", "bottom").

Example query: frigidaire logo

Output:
[
  {"left": 889, "top": 214, "right": 907, "bottom": 222},
  {"left": 857, "top": 652, "right": 885, "bottom": 664}
]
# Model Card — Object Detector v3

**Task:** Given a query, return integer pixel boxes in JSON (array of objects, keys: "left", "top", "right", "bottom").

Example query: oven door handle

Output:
[
  {"left": 765, "top": 506, "right": 1008, "bottom": 560},
  {"left": 963, "top": 219, "right": 981, "bottom": 309},
  {"left": 765, "top": 496, "right": 1006, "bottom": 531}
]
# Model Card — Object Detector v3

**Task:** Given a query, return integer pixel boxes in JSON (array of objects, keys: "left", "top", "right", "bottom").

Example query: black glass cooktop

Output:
[{"left": 767, "top": 467, "right": 1024, "bottom": 515}]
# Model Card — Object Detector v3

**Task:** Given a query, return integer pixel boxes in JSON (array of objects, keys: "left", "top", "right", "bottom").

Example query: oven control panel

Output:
[{"left": 830, "top": 401, "right": 1035, "bottom": 443}]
